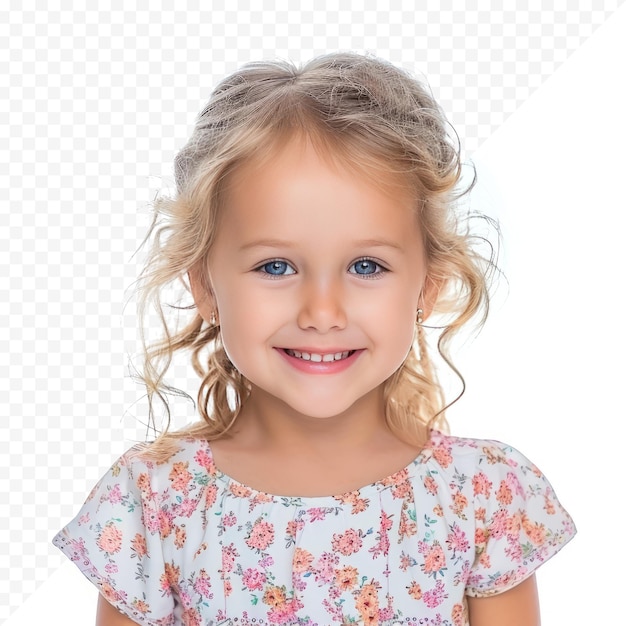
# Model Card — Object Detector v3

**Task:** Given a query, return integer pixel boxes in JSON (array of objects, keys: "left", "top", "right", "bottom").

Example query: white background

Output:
[{"left": 2, "top": 3, "right": 625, "bottom": 624}]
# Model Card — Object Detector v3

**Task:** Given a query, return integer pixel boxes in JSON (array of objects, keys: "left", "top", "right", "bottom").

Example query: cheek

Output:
[{"left": 215, "top": 296, "right": 277, "bottom": 368}]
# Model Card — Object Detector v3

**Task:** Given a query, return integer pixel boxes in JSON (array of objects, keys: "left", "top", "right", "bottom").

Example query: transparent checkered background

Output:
[{"left": 1, "top": 1, "right": 624, "bottom": 621}]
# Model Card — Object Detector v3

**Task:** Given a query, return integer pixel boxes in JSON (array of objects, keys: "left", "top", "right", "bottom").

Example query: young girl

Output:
[{"left": 53, "top": 52, "right": 575, "bottom": 626}]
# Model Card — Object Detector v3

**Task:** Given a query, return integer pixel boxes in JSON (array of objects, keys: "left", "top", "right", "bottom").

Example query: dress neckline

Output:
[{"left": 205, "top": 429, "right": 440, "bottom": 503}]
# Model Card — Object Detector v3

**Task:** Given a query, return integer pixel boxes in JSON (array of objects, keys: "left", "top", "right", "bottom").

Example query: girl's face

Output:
[{"left": 197, "top": 136, "right": 431, "bottom": 422}]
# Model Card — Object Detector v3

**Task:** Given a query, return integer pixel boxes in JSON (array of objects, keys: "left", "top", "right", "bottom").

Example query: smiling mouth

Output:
[{"left": 283, "top": 349, "right": 356, "bottom": 362}]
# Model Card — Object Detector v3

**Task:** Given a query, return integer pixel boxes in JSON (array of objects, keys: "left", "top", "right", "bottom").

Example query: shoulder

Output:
[
  {"left": 112, "top": 437, "right": 218, "bottom": 493},
  {"left": 423, "top": 430, "right": 543, "bottom": 475},
  {"left": 418, "top": 430, "right": 573, "bottom": 524}
]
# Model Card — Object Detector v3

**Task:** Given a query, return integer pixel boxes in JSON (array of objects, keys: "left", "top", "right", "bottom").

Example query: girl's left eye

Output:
[
  {"left": 349, "top": 259, "right": 387, "bottom": 277},
  {"left": 257, "top": 260, "right": 296, "bottom": 276}
]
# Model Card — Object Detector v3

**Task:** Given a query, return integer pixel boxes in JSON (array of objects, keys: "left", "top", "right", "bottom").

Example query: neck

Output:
[{"left": 231, "top": 385, "right": 391, "bottom": 454}]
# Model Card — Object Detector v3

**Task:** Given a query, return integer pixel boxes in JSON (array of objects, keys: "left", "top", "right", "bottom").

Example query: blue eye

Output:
[
  {"left": 258, "top": 260, "right": 295, "bottom": 276},
  {"left": 349, "top": 259, "right": 386, "bottom": 276}
]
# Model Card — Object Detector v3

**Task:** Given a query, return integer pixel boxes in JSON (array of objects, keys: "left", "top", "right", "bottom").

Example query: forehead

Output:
[{"left": 215, "top": 135, "right": 423, "bottom": 249}]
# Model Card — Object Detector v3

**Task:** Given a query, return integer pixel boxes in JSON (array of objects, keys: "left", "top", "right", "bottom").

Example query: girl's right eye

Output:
[{"left": 256, "top": 260, "right": 296, "bottom": 276}]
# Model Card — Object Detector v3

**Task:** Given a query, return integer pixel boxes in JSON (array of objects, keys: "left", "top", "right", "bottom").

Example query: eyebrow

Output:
[{"left": 239, "top": 238, "right": 403, "bottom": 251}]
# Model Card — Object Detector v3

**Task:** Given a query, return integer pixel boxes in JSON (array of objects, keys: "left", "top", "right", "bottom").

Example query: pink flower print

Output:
[
  {"left": 489, "top": 509, "right": 509, "bottom": 539},
  {"left": 160, "top": 572, "right": 172, "bottom": 595},
  {"left": 381, "top": 468, "right": 409, "bottom": 488},
  {"left": 335, "top": 565, "right": 359, "bottom": 591},
  {"left": 97, "top": 523, "right": 123, "bottom": 554},
  {"left": 130, "top": 533, "right": 148, "bottom": 558},
  {"left": 391, "top": 480, "right": 412, "bottom": 500},
  {"left": 331, "top": 528, "right": 363, "bottom": 556},
  {"left": 334, "top": 492, "right": 370, "bottom": 514},
  {"left": 242, "top": 567, "right": 266, "bottom": 591},
  {"left": 422, "top": 579, "right": 447, "bottom": 608},
  {"left": 194, "top": 447, "right": 216, "bottom": 473},
  {"left": 174, "top": 498, "right": 199, "bottom": 518},
  {"left": 400, "top": 551, "right": 416, "bottom": 571},
  {"left": 246, "top": 520, "right": 275, "bottom": 551},
  {"left": 179, "top": 589, "right": 193, "bottom": 609},
  {"left": 193, "top": 569, "right": 212, "bottom": 597},
  {"left": 163, "top": 562, "right": 181, "bottom": 595},
  {"left": 286, "top": 519, "right": 305, "bottom": 538},
  {"left": 268, "top": 598, "right": 304, "bottom": 624},
  {"left": 432, "top": 444, "right": 453, "bottom": 468},
  {"left": 205, "top": 483, "right": 218, "bottom": 507},
  {"left": 229, "top": 483, "right": 252, "bottom": 498},
  {"left": 496, "top": 480, "right": 513, "bottom": 505},
  {"left": 144, "top": 505, "right": 160, "bottom": 534},
  {"left": 421, "top": 542, "right": 446, "bottom": 576},
  {"left": 158, "top": 509, "right": 174, "bottom": 538},
  {"left": 424, "top": 475, "right": 438, "bottom": 495},
  {"left": 472, "top": 472, "right": 492, "bottom": 497},
  {"left": 169, "top": 462, "right": 193, "bottom": 494},
  {"left": 222, "top": 512, "right": 237, "bottom": 527},
  {"left": 355, "top": 582, "right": 380, "bottom": 624},
  {"left": 250, "top": 492, "right": 274, "bottom": 509},
  {"left": 68, "top": 537, "right": 88, "bottom": 561},
  {"left": 104, "top": 562, "right": 118, "bottom": 574},
  {"left": 451, "top": 491, "right": 468, "bottom": 516},
  {"left": 380, "top": 510, "right": 393, "bottom": 532},
  {"left": 544, "top": 492, "right": 556, "bottom": 515},
  {"left": 314, "top": 551, "right": 339, "bottom": 584},
  {"left": 506, "top": 511, "right": 523, "bottom": 538},
  {"left": 494, "top": 571, "right": 516, "bottom": 590},
  {"left": 259, "top": 554, "right": 274, "bottom": 568},
  {"left": 262, "top": 585, "right": 287, "bottom": 607},
  {"left": 267, "top": 606, "right": 291, "bottom": 624},
  {"left": 132, "top": 599, "right": 150, "bottom": 615},
  {"left": 370, "top": 511, "right": 392, "bottom": 558},
  {"left": 474, "top": 527, "right": 488, "bottom": 547},
  {"left": 78, "top": 512, "right": 90, "bottom": 525},
  {"left": 307, "top": 507, "right": 328, "bottom": 522},
  {"left": 522, "top": 514, "right": 546, "bottom": 545},
  {"left": 292, "top": 547, "right": 314, "bottom": 573},
  {"left": 505, "top": 471, "right": 524, "bottom": 497},
  {"left": 136, "top": 472, "right": 152, "bottom": 494},
  {"left": 224, "top": 579, "right": 233, "bottom": 597},
  {"left": 105, "top": 483, "right": 123, "bottom": 505},
  {"left": 407, "top": 581, "right": 422, "bottom": 600},
  {"left": 174, "top": 525, "right": 186, "bottom": 548},
  {"left": 452, "top": 560, "right": 471, "bottom": 587},
  {"left": 399, "top": 510, "right": 417, "bottom": 539},
  {"left": 505, "top": 541, "right": 523, "bottom": 563},
  {"left": 445, "top": 524, "right": 469, "bottom": 555},
  {"left": 100, "top": 581, "right": 122, "bottom": 604},
  {"left": 221, "top": 543, "right": 238, "bottom": 573},
  {"left": 452, "top": 602, "right": 466, "bottom": 626},
  {"left": 181, "top": 606, "right": 201, "bottom": 626}
]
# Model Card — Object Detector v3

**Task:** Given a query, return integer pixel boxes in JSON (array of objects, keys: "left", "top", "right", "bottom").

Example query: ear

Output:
[
  {"left": 420, "top": 274, "right": 443, "bottom": 320},
  {"left": 188, "top": 267, "right": 216, "bottom": 324}
]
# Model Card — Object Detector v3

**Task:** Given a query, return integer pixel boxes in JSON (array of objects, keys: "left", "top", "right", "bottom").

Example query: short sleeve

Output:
[
  {"left": 52, "top": 448, "right": 176, "bottom": 625},
  {"left": 465, "top": 440, "right": 576, "bottom": 597}
]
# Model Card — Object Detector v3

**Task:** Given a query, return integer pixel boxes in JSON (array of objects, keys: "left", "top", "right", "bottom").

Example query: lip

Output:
[{"left": 276, "top": 347, "right": 363, "bottom": 375}]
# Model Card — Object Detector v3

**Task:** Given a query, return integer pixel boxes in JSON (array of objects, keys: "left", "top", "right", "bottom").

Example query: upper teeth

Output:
[{"left": 286, "top": 349, "right": 351, "bottom": 362}]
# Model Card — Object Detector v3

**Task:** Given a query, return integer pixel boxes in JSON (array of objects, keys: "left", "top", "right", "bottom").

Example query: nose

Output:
[{"left": 296, "top": 276, "right": 347, "bottom": 332}]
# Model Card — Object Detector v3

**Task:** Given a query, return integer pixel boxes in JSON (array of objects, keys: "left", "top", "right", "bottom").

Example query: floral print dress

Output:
[{"left": 53, "top": 431, "right": 575, "bottom": 625}]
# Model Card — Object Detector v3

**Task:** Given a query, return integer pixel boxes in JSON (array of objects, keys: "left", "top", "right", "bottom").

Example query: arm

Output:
[
  {"left": 96, "top": 595, "right": 139, "bottom": 626},
  {"left": 467, "top": 575, "right": 540, "bottom": 626}
]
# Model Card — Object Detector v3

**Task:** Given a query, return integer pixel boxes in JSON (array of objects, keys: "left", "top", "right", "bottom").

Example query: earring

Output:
[
  {"left": 209, "top": 310, "right": 219, "bottom": 327},
  {"left": 415, "top": 308, "right": 424, "bottom": 361}
]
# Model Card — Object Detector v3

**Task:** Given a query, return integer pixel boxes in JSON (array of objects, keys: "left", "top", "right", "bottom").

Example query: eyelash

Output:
[{"left": 254, "top": 258, "right": 389, "bottom": 279}]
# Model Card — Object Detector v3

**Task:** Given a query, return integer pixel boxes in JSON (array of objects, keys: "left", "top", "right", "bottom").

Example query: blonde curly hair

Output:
[{"left": 133, "top": 52, "right": 494, "bottom": 459}]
